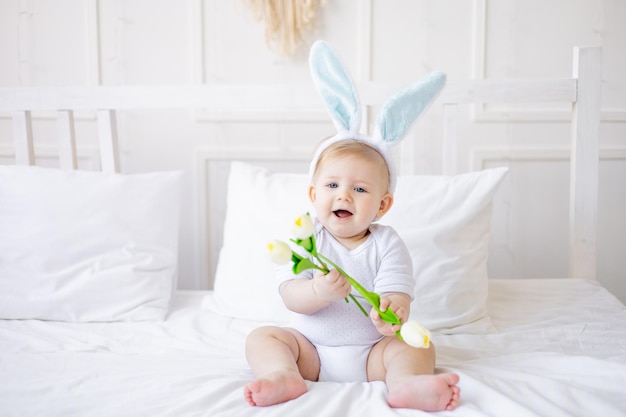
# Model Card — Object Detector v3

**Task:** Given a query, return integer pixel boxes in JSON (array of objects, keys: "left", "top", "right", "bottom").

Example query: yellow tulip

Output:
[
  {"left": 292, "top": 213, "right": 315, "bottom": 240},
  {"left": 267, "top": 240, "right": 292, "bottom": 265}
]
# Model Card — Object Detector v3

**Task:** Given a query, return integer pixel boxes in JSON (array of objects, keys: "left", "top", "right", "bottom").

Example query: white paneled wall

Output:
[{"left": 1, "top": 0, "right": 625, "bottom": 302}]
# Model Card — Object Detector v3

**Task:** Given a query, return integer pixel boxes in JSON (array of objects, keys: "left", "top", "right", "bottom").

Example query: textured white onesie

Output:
[{"left": 277, "top": 219, "right": 414, "bottom": 382}]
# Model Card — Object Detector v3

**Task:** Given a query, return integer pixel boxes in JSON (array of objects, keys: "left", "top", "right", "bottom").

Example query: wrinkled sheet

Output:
[{"left": 1, "top": 279, "right": 625, "bottom": 417}]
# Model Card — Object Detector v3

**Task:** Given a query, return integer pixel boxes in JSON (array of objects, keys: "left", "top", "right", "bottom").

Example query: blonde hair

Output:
[{"left": 312, "top": 140, "right": 391, "bottom": 191}]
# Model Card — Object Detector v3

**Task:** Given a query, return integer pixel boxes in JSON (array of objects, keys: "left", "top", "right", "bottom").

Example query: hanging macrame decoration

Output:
[{"left": 243, "top": 0, "right": 325, "bottom": 55}]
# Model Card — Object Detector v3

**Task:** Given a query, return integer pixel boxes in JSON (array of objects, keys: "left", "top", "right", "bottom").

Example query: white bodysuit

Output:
[{"left": 277, "top": 219, "right": 414, "bottom": 382}]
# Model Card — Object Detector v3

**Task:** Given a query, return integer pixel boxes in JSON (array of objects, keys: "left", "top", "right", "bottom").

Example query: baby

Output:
[{"left": 244, "top": 139, "right": 460, "bottom": 411}]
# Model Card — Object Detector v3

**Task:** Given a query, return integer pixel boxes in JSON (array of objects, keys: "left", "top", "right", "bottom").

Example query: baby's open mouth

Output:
[{"left": 333, "top": 209, "right": 353, "bottom": 218}]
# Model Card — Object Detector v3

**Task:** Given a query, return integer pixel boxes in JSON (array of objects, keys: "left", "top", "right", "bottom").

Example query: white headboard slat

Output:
[
  {"left": 96, "top": 110, "right": 120, "bottom": 174},
  {"left": 11, "top": 111, "right": 35, "bottom": 165},
  {"left": 56, "top": 110, "right": 78, "bottom": 170},
  {"left": 570, "top": 46, "right": 602, "bottom": 280}
]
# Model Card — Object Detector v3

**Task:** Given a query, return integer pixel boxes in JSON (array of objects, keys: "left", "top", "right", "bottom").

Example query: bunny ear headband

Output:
[{"left": 308, "top": 40, "right": 446, "bottom": 193}]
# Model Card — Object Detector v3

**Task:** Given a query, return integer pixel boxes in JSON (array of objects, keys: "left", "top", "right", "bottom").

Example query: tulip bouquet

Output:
[{"left": 268, "top": 213, "right": 431, "bottom": 349}]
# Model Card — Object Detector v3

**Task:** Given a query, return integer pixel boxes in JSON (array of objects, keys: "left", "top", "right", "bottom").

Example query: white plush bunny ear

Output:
[
  {"left": 308, "top": 40, "right": 447, "bottom": 194},
  {"left": 309, "top": 40, "right": 361, "bottom": 135},
  {"left": 373, "top": 71, "right": 446, "bottom": 144}
]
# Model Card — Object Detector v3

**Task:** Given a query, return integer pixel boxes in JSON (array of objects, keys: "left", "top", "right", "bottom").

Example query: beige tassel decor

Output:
[{"left": 244, "top": 0, "right": 325, "bottom": 55}]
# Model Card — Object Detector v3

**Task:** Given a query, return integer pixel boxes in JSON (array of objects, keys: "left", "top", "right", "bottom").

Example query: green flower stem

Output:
[
  {"left": 318, "top": 254, "right": 403, "bottom": 334},
  {"left": 347, "top": 293, "right": 369, "bottom": 317},
  {"left": 289, "top": 231, "right": 403, "bottom": 341}
]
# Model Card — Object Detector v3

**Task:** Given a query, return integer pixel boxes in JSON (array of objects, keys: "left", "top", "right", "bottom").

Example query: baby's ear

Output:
[
  {"left": 377, "top": 193, "right": 394, "bottom": 217},
  {"left": 308, "top": 184, "right": 317, "bottom": 203}
]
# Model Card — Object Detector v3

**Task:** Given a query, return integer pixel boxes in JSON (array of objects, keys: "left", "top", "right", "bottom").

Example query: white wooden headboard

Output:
[{"left": 0, "top": 46, "right": 601, "bottom": 284}]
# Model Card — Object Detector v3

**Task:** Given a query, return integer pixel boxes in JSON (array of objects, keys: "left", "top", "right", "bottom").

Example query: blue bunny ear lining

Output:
[
  {"left": 309, "top": 41, "right": 361, "bottom": 134},
  {"left": 375, "top": 71, "right": 446, "bottom": 144}
]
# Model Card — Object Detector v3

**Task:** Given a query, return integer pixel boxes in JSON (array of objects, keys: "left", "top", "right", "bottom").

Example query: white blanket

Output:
[{"left": 1, "top": 279, "right": 625, "bottom": 417}]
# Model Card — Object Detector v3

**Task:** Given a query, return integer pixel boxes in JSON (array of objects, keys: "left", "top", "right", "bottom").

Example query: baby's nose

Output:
[{"left": 337, "top": 189, "right": 352, "bottom": 201}]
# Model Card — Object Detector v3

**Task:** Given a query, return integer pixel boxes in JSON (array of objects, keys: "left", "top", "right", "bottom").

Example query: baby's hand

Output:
[
  {"left": 312, "top": 269, "right": 352, "bottom": 303},
  {"left": 370, "top": 295, "right": 409, "bottom": 336}
]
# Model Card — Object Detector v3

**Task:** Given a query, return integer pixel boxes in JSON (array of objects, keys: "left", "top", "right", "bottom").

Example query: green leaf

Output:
[
  {"left": 291, "top": 252, "right": 303, "bottom": 263},
  {"left": 292, "top": 236, "right": 315, "bottom": 254},
  {"left": 292, "top": 257, "right": 320, "bottom": 274},
  {"left": 379, "top": 308, "right": 402, "bottom": 326}
]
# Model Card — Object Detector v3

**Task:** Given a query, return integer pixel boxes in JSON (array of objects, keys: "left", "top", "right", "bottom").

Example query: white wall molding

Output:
[
  {"left": 2, "top": 0, "right": 101, "bottom": 122},
  {"left": 471, "top": 0, "right": 487, "bottom": 84},
  {"left": 86, "top": 0, "right": 102, "bottom": 86},
  {"left": 0, "top": 145, "right": 99, "bottom": 169},
  {"left": 471, "top": 146, "right": 626, "bottom": 171},
  {"left": 188, "top": 0, "right": 328, "bottom": 122},
  {"left": 189, "top": 0, "right": 205, "bottom": 89},
  {"left": 356, "top": 0, "right": 373, "bottom": 133},
  {"left": 356, "top": 0, "right": 373, "bottom": 84},
  {"left": 472, "top": 0, "right": 624, "bottom": 123},
  {"left": 471, "top": 0, "right": 572, "bottom": 122}
]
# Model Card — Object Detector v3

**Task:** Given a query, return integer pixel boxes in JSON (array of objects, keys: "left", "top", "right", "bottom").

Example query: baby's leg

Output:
[
  {"left": 244, "top": 326, "right": 319, "bottom": 407},
  {"left": 367, "top": 338, "right": 460, "bottom": 411}
]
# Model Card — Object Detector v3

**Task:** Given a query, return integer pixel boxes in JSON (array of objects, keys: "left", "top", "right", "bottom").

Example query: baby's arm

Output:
[
  {"left": 370, "top": 293, "right": 411, "bottom": 336},
  {"left": 280, "top": 269, "right": 352, "bottom": 315}
]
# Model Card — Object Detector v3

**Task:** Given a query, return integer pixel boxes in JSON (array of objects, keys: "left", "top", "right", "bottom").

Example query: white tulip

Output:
[
  {"left": 400, "top": 320, "right": 431, "bottom": 349},
  {"left": 267, "top": 240, "right": 292, "bottom": 265},
  {"left": 292, "top": 213, "right": 315, "bottom": 240}
]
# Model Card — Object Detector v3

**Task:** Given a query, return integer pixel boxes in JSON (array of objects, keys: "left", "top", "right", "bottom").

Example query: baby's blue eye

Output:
[
  {"left": 354, "top": 187, "right": 366, "bottom": 193},
  {"left": 328, "top": 183, "right": 338, "bottom": 189}
]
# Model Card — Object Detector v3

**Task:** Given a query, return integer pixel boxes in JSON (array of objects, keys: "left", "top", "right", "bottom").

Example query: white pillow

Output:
[
  {"left": 380, "top": 169, "right": 508, "bottom": 332},
  {"left": 203, "top": 162, "right": 309, "bottom": 323},
  {"left": 0, "top": 165, "right": 183, "bottom": 322},
  {"left": 204, "top": 161, "right": 507, "bottom": 332}
]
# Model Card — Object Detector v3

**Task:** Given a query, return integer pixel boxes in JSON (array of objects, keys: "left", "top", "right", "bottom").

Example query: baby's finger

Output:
[
  {"left": 343, "top": 281, "right": 352, "bottom": 296},
  {"left": 325, "top": 269, "right": 341, "bottom": 283},
  {"left": 313, "top": 270, "right": 326, "bottom": 280}
]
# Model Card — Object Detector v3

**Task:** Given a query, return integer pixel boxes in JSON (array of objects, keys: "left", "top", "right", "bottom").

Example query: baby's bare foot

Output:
[
  {"left": 244, "top": 371, "right": 307, "bottom": 407},
  {"left": 387, "top": 373, "right": 460, "bottom": 411}
]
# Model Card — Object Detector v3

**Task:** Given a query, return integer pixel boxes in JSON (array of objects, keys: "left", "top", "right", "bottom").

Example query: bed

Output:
[{"left": 1, "top": 45, "right": 625, "bottom": 416}]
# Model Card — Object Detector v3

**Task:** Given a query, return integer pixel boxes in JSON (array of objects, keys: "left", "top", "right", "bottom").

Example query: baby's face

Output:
[{"left": 309, "top": 153, "right": 392, "bottom": 248}]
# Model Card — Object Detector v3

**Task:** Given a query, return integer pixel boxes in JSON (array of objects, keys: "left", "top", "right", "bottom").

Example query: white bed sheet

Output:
[{"left": 1, "top": 279, "right": 625, "bottom": 417}]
